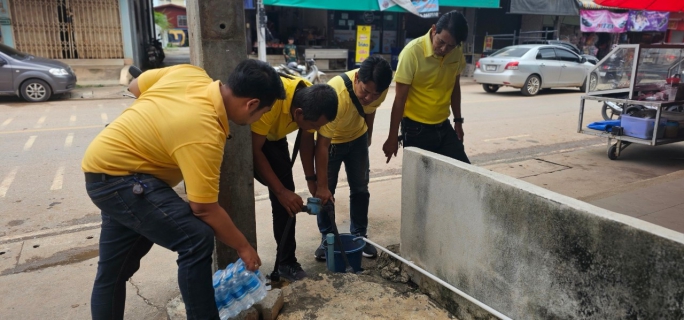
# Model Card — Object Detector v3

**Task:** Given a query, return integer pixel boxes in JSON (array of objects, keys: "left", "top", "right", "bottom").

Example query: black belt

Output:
[
  {"left": 84, "top": 172, "right": 124, "bottom": 183},
  {"left": 402, "top": 117, "right": 449, "bottom": 128}
]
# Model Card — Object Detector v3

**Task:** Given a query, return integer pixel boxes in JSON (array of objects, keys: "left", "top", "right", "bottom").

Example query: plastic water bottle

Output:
[
  {"left": 213, "top": 270, "right": 225, "bottom": 307},
  {"left": 236, "top": 264, "right": 267, "bottom": 303},
  {"left": 227, "top": 271, "right": 250, "bottom": 312},
  {"left": 218, "top": 294, "right": 239, "bottom": 320}
]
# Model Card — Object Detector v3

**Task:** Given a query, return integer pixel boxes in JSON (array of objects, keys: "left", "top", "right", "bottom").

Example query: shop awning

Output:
[
  {"left": 575, "top": 0, "right": 622, "bottom": 10},
  {"left": 594, "top": 0, "right": 684, "bottom": 11},
  {"left": 263, "top": 0, "right": 501, "bottom": 11},
  {"left": 509, "top": 0, "right": 579, "bottom": 16}
]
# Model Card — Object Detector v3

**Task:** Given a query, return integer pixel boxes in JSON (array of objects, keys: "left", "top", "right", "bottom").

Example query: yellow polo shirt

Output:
[
  {"left": 318, "top": 69, "right": 388, "bottom": 144},
  {"left": 394, "top": 30, "right": 466, "bottom": 124},
  {"left": 82, "top": 64, "right": 230, "bottom": 204},
  {"left": 251, "top": 76, "right": 311, "bottom": 141}
]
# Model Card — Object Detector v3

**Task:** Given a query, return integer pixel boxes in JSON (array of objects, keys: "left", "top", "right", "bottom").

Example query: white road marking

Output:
[
  {"left": 101, "top": 113, "right": 108, "bottom": 124},
  {"left": 64, "top": 133, "right": 74, "bottom": 148},
  {"left": 23, "top": 136, "right": 37, "bottom": 151},
  {"left": 34, "top": 116, "right": 47, "bottom": 128},
  {"left": 1, "top": 117, "right": 13, "bottom": 128},
  {"left": 483, "top": 134, "right": 530, "bottom": 142},
  {"left": 0, "top": 167, "right": 19, "bottom": 198},
  {"left": 50, "top": 165, "right": 66, "bottom": 190},
  {"left": 69, "top": 115, "right": 77, "bottom": 126}
]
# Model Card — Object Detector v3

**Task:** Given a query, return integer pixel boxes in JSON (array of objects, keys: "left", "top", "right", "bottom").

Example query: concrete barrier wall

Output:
[{"left": 400, "top": 148, "right": 684, "bottom": 319}]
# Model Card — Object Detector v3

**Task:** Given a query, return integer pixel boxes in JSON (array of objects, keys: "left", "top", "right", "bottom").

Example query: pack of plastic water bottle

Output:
[{"left": 212, "top": 259, "right": 268, "bottom": 320}]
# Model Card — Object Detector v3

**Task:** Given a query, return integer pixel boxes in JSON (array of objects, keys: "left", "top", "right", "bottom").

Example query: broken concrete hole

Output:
[{"left": 33, "top": 245, "right": 39, "bottom": 248}]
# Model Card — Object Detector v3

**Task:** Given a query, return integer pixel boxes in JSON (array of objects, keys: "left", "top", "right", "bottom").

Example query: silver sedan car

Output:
[{"left": 474, "top": 45, "right": 598, "bottom": 96}]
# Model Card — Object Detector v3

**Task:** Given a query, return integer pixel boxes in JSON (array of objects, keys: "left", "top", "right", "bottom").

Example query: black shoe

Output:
[
  {"left": 277, "top": 262, "right": 308, "bottom": 282},
  {"left": 362, "top": 242, "right": 377, "bottom": 258},
  {"left": 314, "top": 241, "right": 326, "bottom": 261}
]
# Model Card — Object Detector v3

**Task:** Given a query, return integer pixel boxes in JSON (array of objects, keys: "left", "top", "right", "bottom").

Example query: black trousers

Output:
[
  {"left": 255, "top": 138, "right": 298, "bottom": 265},
  {"left": 401, "top": 117, "right": 471, "bottom": 164}
]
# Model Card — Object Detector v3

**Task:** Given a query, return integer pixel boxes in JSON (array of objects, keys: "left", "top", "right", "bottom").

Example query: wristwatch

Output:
[
  {"left": 305, "top": 174, "right": 317, "bottom": 181},
  {"left": 453, "top": 117, "right": 464, "bottom": 124}
]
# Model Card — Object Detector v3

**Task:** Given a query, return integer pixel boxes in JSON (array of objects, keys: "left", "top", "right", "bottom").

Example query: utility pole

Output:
[
  {"left": 256, "top": 0, "right": 267, "bottom": 62},
  {"left": 187, "top": 0, "right": 256, "bottom": 270}
]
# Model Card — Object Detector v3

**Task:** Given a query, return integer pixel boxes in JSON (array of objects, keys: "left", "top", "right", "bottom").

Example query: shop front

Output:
[
  {"left": 253, "top": 0, "right": 500, "bottom": 72},
  {"left": 577, "top": 7, "right": 669, "bottom": 61},
  {"left": 667, "top": 12, "right": 684, "bottom": 44}
]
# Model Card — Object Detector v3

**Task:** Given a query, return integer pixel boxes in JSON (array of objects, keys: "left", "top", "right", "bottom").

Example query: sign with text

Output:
[
  {"left": 378, "top": 0, "right": 439, "bottom": 19},
  {"left": 355, "top": 25, "right": 371, "bottom": 64},
  {"left": 628, "top": 11, "right": 669, "bottom": 32},
  {"left": 580, "top": 10, "right": 628, "bottom": 33}
]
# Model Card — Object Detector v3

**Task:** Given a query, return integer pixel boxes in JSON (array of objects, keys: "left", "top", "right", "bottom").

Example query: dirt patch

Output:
[{"left": 278, "top": 272, "right": 455, "bottom": 319}]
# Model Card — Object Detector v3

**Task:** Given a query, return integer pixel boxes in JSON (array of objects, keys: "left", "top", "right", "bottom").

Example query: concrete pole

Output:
[
  {"left": 187, "top": 0, "right": 256, "bottom": 270},
  {"left": 256, "top": 0, "right": 267, "bottom": 62}
]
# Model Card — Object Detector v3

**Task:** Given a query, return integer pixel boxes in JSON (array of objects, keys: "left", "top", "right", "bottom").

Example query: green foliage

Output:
[{"left": 154, "top": 12, "right": 171, "bottom": 31}]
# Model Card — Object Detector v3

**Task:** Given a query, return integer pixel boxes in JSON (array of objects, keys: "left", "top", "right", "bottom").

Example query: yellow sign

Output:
[
  {"left": 355, "top": 25, "right": 372, "bottom": 64},
  {"left": 483, "top": 36, "right": 494, "bottom": 52}
]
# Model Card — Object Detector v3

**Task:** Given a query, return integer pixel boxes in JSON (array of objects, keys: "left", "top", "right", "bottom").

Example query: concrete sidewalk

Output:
[
  {"left": 3, "top": 142, "right": 684, "bottom": 319},
  {"left": 484, "top": 142, "right": 684, "bottom": 233},
  {"left": 64, "top": 85, "right": 129, "bottom": 100}
]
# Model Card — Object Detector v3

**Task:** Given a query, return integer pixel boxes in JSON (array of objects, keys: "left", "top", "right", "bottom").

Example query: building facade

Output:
[
  {"left": 154, "top": 3, "right": 188, "bottom": 47},
  {"left": 1, "top": 0, "right": 158, "bottom": 84}
]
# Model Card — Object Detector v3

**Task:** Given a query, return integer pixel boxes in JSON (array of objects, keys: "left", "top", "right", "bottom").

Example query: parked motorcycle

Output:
[
  {"left": 601, "top": 95, "right": 684, "bottom": 120},
  {"left": 274, "top": 55, "right": 326, "bottom": 84},
  {"left": 146, "top": 39, "right": 165, "bottom": 69},
  {"left": 600, "top": 99, "right": 644, "bottom": 120}
]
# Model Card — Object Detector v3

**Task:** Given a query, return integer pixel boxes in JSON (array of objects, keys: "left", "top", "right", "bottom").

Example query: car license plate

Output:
[{"left": 486, "top": 65, "right": 497, "bottom": 71}]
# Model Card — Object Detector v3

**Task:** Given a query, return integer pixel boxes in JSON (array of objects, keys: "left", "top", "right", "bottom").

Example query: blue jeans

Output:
[
  {"left": 86, "top": 174, "right": 218, "bottom": 320},
  {"left": 317, "top": 133, "right": 370, "bottom": 238}
]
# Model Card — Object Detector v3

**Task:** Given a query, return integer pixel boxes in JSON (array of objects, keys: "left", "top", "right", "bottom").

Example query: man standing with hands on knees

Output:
[
  {"left": 251, "top": 74, "right": 338, "bottom": 282},
  {"left": 304, "top": 56, "right": 393, "bottom": 261},
  {"left": 383, "top": 11, "right": 471, "bottom": 164},
  {"left": 82, "top": 60, "right": 283, "bottom": 320}
]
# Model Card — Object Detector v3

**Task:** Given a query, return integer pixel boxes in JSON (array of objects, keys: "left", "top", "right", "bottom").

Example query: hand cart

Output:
[{"left": 578, "top": 44, "right": 684, "bottom": 160}]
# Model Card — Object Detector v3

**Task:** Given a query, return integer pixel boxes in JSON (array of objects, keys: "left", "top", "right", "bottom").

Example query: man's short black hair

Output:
[
  {"left": 435, "top": 11, "right": 468, "bottom": 44},
  {"left": 228, "top": 59, "right": 285, "bottom": 109},
  {"left": 292, "top": 84, "right": 338, "bottom": 122},
  {"left": 358, "top": 55, "right": 393, "bottom": 93}
]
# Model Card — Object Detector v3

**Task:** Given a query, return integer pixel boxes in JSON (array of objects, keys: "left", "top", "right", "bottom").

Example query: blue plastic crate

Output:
[{"left": 621, "top": 115, "right": 667, "bottom": 140}]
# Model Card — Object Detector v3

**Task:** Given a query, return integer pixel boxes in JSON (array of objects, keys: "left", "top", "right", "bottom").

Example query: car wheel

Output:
[
  {"left": 521, "top": 75, "right": 541, "bottom": 96},
  {"left": 581, "top": 73, "right": 598, "bottom": 92},
  {"left": 20, "top": 79, "right": 52, "bottom": 102},
  {"left": 482, "top": 84, "right": 500, "bottom": 93}
]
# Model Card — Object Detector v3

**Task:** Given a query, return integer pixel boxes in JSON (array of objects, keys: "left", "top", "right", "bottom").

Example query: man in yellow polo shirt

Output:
[
  {"left": 82, "top": 61, "right": 284, "bottom": 320},
  {"left": 252, "top": 74, "right": 338, "bottom": 282},
  {"left": 382, "top": 11, "right": 471, "bottom": 164},
  {"left": 304, "top": 56, "right": 392, "bottom": 261}
]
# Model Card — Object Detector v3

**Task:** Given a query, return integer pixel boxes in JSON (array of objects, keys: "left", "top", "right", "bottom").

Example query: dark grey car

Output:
[{"left": 0, "top": 44, "right": 77, "bottom": 102}]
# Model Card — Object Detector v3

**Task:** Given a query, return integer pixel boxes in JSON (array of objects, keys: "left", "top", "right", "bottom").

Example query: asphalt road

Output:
[{"left": 0, "top": 84, "right": 606, "bottom": 239}]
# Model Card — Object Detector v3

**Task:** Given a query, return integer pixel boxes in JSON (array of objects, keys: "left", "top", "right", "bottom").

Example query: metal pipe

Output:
[{"left": 363, "top": 238, "right": 513, "bottom": 320}]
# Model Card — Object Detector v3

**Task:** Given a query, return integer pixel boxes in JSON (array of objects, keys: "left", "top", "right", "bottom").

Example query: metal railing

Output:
[{"left": 9, "top": 0, "right": 124, "bottom": 59}]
